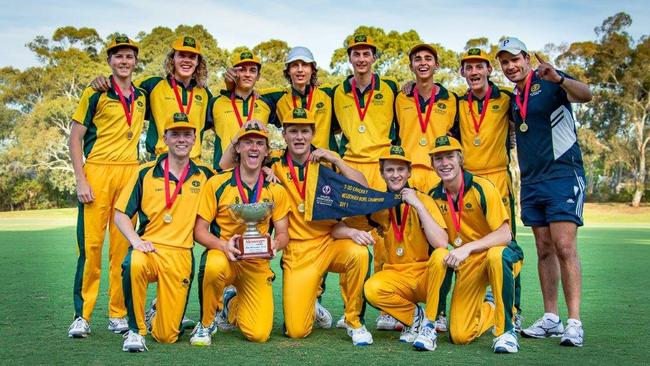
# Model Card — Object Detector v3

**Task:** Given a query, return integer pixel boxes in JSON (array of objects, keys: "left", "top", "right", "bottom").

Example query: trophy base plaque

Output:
[{"left": 236, "top": 236, "right": 273, "bottom": 260}]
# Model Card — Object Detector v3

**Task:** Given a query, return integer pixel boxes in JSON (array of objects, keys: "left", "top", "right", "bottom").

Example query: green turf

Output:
[{"left": 1, "top": 215, "right": 648, "bottom": 364}]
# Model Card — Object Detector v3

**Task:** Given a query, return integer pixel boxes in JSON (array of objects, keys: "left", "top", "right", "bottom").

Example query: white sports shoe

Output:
[
  {"left": 560, "top": 319, "right": 584, "bottom": 347},
  {"left": 215, "top": 286, "right": 237, "bottom": 332},
  {"left": 189, "top": 323, "right": 213, "bottom": 346},
  {"left": 108, "top": 317, "right": 129, "bottom": 334},
  {"left": 68, "top": 317, "right": 91, "bottom": 338},
  {"left": 493, "top": 330, "right": 519, "bottom": 353},
  {"left": 315, "top": 301, "right": 332, "bottom": 329},
  {"left": 347, "top": 324, "right": 373, "bottom": 346},
  {"left": 413, "top": 322, "right": 437, "bottom": 351},
  {"left": 434, "top": 313, "right": 448, "bottom": 333},
  {"left": 399, "top": 306, "right": 423, "bottom": 343},
  {"left": 336, "top": 315, "right": 347, "bottom": 329},
  {"left": 376, "top": 314, "right": 404, "bottom": 331},
  {"left": 521, "top": 315, "right": 564, "bottom": 338},
  {"left": 513, "top": 313, "right": 523, "bottom": 333},
  {"left": 122, "top": 330, "right": 148, "bottom": 352}
]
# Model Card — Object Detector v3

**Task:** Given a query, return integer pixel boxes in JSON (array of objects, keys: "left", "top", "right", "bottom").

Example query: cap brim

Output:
[
  {"left": 347, "top": 43, "right": 376, "bottom": 52},
  {"left": 165, "top": 123, "right": 196, "bottom": 131},
  {"left": 173, "top": 46, "right": 201, "bottom": 55},
  {"left": 409, "top": 44, "right": 437, "bottom": 58},
  {"left": 496, "top": 48, "right": 524, "bottom": 57},
  {"left": 285, "top": 57, "right": 315, "bottom": 65},
  {"left": 239, "top": 131, "right": 268, "bottom": 140},
  {"left": 379, "top": 156, "right": 411, "bottom": 164},
  {"left": 429, "top": 146, "right": 462, "bottom": 155}
]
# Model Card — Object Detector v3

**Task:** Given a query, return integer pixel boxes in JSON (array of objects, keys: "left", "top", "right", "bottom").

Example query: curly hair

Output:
[
  {"left": 283, "top": 63, "right": 319, "bottom": 87},
  {"left": 164, "top": 50, "right": 208, "bottom": 88}
]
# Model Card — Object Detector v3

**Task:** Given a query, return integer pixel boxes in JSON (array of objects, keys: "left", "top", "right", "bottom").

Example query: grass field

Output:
[{"left": 1, "top": 205, "right": 648, "bottom": 365}]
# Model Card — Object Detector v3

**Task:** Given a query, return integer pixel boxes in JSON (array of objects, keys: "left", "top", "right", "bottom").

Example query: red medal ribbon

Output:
[
  {"left": 231, "top": 92, "right": 256, "bottom": 128},
  {"left": 467, "top": 85, "right": 492, "bottom": 135},
  {"left": 112, "top": 76, "right": 135, "bottom": 127},
  {"left": 164, "top": 158, "right": 190, "bottom": 209},
  {"left": 413, "top": 85, "right": 437, "bottom": 134},
  {"left": 292, "top": 86, "right": 315, "bottom": 110},
  {"left": 389, "top": 204, "right": 410, "bottom": 243},
  {"left": 286, "top": 152, "right": 310, "bottom": 200},
  {"left": 351, "top": 76, "right": 376, "bottom": 122},
  {"left": 514, "top": 72, "right": 533, "bottom": 121},
  {"left": 170, "top": 78, "right": 194, "bottom": 115},
  {"left": 234, "top": 166, "right": 264, "bottom": 203},
  {"left": 445, "top": 173, "right": 465, "bottom": 238}
]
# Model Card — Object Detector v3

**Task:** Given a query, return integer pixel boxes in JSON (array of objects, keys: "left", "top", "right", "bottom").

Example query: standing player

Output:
[
  {"left": 192, "top": 125, "right": 290, "bottom": 344},
  {"left": 91, "top": 36, "right": 211, "bottom": 161},
  {"left": 68, "top": 36, "right": 146, "bottom": 338},
  {"left": 273, "top": 108, "right": 374, "bottom": 345},
  {"left": 114, "top": 112, "right": 213, "bottom": 352},
  {"left": 427, "top": 136, "right": 524, "bottom": 353},
  {"left": 497, "top": 37, "right": 592, "bottom": 347},
  {"left": 395, "top": 43, "right": 457, "bottom": 193},
  {"left": 355, "top": 145, "right": 449, "bottom": 349},
  {"left": 208, "top": 50, "right": 274, "bottom": 171},
  {"left": 332, "top": 34, "right": 401, "bottom": 331}
]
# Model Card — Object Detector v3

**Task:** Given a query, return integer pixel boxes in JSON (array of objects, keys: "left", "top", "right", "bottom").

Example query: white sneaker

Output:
[
  {"left": 521, "top": 315, "right": 564, "bottom": 338},
  {"left": 347, "top": 324, "right": 373, "bottom": 346},
  {"left": 376, "top": 314, "right": 404, "bottom": 331},
  {"left": 68, "top": 317, "right": 91, "bottom": 338},
  {"left": 145, "top": 299, "right": 157, "bottom": 332},
  {"left": 399, "top": 306, "right": 423, "bottom": 343},
  {"left": 560, "top": 319, "right": 584, "bottom": 347},
  {"left": 514, "top": 313, "right": 523, "bottom": 333},
  {"left": 108, "top": 317, "right": 129, "bottom": 334},
  {"left": 315, "top": 301, "right": 332, "bottom": 329},
  {"left": 215, "top": 286, "right": 237, "bottom": 332},
  {"left": 336, "top": 315, "right": 347, "bottom": 329},
  {"left": 413, "top": 322, "right": 437, "bottom": 351},
  {"left": 189, "top": 323, "right": 213, "bottom": 346},
  {"left": 122, "top": 330, "right": 148, "bottom": 352},
  {"left": 493, "top": 330, "right": 519, "bottom": 353},
  {"left": 434, "top": 313, "right": 448, "bottom": 333}
]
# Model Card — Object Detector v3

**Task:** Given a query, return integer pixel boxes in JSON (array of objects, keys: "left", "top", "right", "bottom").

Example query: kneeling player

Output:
[
  {"left": 351, "top": 146, "right": 449, "bottom": 350},
  {"left": 427, "top": 136, "right": 523, "bottom": 353},
  {"left": 192, "top": 125, "right": 290, "bottom": 344},
  {"left": 273, "top": 108, "right": 374, "bottom": 345},
  {"left": 114, "top": 113, "right": 214, "bottom": 352}
]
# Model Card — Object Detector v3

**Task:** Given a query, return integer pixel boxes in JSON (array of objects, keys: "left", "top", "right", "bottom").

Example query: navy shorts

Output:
[{"left": 520, "top": 174, "right": 586, "bottom": 227}]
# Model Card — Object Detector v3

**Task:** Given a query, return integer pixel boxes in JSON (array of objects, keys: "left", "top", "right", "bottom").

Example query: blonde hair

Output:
[{"left": 164, "top": 50, "right": 208, "bottom": 88}]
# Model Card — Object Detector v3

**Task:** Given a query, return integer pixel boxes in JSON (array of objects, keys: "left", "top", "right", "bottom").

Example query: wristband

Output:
[{"left": 555, "top": 75, "right": 565, "bottom": 85}]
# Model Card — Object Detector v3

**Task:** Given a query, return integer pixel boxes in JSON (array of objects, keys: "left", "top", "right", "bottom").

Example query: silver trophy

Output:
[{"left": 229, "top": 202, "right": 274, "bottom": 259}]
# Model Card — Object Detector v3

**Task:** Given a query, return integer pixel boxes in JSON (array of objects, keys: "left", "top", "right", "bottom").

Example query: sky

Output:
[{"left": 0, "top": 0, "right": 648, "bottom": 70}]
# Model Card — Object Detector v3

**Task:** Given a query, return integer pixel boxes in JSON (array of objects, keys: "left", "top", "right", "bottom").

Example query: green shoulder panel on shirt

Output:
[
  {"left": 124, "top": 163, "right": 156, "bottom": 218},
  {"left": 135, "top": 76, "right": 164, "bottom": 94},
  {"left": 470, "top": 180, "right": 488, "bottom": 217},
  {"left": 381, "top": 77, "right": 399, "bottom": 96},
  {"left": 81, "top": 91, "right": 103, "bottom": 158}
]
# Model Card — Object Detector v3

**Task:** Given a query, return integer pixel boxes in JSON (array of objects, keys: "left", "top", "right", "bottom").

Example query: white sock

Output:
[
  {"left": 544, "top": 312, "right": 560, "bottom": 323},
  {"left": 567, "top": 318, "right": 582, "bottom": 326}
]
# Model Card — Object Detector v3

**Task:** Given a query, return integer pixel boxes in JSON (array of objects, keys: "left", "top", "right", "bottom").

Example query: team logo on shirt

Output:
[
  {"left": 531, "top": 84, "right": 541, "bottom": 93},
  {"left": 492, "top": 105, "right": 499, "bottom": 110},
  {"left": 374, "top": 94, "right": 383, "bottom": 100},
  {"left": 465, "top": 203, "right": 472, "bottom": 209},
  {"left": 437, "top": 103, "right": 446, "bottom": 110},
  {"left": 439, "top": 204, "right": 448, "bottom": 214},
  {"left": 195, "top": 95, "right": 202, "bottom": 101},
  {"left": 137, "top": 100, "right": 144, "bottom": 108},
  {"left": 181, "top": 278, "right": 190, "bottom": 288}
]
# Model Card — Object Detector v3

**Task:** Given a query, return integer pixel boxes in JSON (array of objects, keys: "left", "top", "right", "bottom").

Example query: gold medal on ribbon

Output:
[
  {"left": 419, "top": 137, "right": 427, "bottom": 146},
  {"left": 358, "top": 125, "right": 366, "bottom": 133},
  {"left": 519, "top": 121, "right": 529, "bottom": 133},
  {"left": 127, "top": 130, "right": 134, "bottom": 140},
  {"left": 473, "top": 136, "right": 481, "bottom": 146},
  {"left": 298, "top": 202, "right": 305, "bottom": 213},
  {"left": 396, "top": 247, "right": 404, "bottom": 256},
  {"left": 163, "top": 213, "right": 173, "bottom": 223},
  {"left": 454, "top": 236, "right": 462, "bottom": 246}
]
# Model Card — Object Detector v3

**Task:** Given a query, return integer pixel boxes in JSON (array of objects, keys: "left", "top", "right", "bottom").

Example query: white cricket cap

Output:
[
  {"left": 496, "top": 37, "right": 528, "bottom": 58},
  {"left": 285, "top": 46, "right": 316, "bottom": 67}
]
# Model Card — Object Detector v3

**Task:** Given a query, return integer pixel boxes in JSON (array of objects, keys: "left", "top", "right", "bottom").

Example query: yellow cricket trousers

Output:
[
  {"left": 282, "top": 237, "right": 371, "bottom": 338},
  {"left": 73, "top": 161, "right": 137, "bottom": 320},
  {"left": 428, "top": 242, "right": 523, "bottom": 344},
  {"left": 199, "top": 249, "right": 275, "bottom": 343},
  {"left": 122, "top": 245, "right": 193, "bottom": 343}
]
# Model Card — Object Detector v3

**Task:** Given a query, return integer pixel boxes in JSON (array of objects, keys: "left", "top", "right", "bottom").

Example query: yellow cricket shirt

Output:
[
  {"left": 115, "top": 154, "right": 214, "bottom": 249},
  {"left": 72, "top": 85, "right": 146, "bottom": 163},
  {"left": 137, "top": 75, "right": 211, "bottom": 160},
  {"left": 395, "top": 84, "right": 457, "bottom": 169},
  {"left": 428, "top": 171, "right": 509, "bottom": 247},
  {"left": 455, "top": 82, "right": 514, "bottom": 174},
  {"left": 333, "top": 74, "right": 398, "bottom": 163}
]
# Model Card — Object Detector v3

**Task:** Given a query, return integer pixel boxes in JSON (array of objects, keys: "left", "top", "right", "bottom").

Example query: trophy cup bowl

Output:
[{"left": 229, "top": 202, "right": 274, "bottom": 259}]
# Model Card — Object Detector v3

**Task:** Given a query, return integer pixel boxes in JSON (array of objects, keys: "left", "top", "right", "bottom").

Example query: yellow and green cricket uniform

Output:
[
  {"left": 137, "top": 75, "right": 211, "bottom": 160},
  {"left": 428, "top": 171, "right": 523, "bottom": 342},
  {"left": 395, "top": 84, "right": 458, "bottom": 193},
  {"left": 363, "top": 191, "right": 450, "bottom": 325},
  {"left": 455, "top": 83, "right": 515, "bottom": 231},
  {"left": 263, "top": 84, "right": 339, "bottom": 151},
  {"left": 72, "top": 85, "right": 146, "bottom": 321},
  {"left": 116, "top": 155, "right": 213, "bottom": 343},
  {"left": 206, "top": 91, "right": 272, "bottom": 170},
  {"left": 272, "top": 152, "right": 371, "bottom": 337},
  {"left": 197, "top": 170, "right": 290, "bottom": 342}
]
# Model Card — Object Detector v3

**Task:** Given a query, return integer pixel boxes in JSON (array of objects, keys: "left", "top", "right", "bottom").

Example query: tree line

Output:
[{"left": 0, "top": 12, "right": 647, "bottom": 210}]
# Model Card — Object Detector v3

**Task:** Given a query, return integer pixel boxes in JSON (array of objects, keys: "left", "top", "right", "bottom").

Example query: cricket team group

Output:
[{"left": 66, "top": 32, "right": 592, "bottom": 354}]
